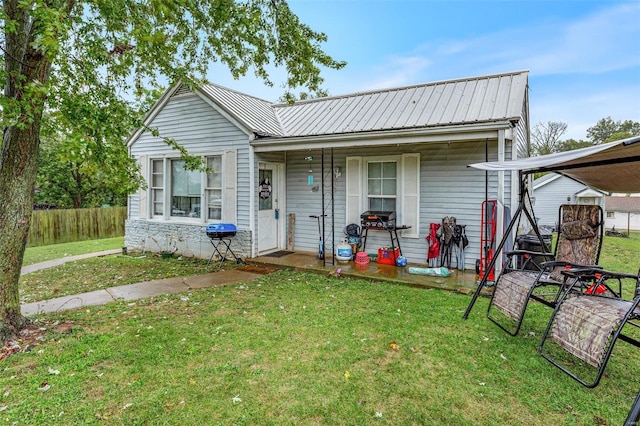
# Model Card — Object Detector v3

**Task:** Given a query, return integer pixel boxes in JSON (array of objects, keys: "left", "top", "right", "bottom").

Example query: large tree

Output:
[
  {"left": 0, "top": 0, "right": 345, "bottom": 338},
  {"left": 587, "top": 117, "right": 640, "bottom": 144},
  {"left": 531, "top": 121, "right": 568, "bottom": 156}
]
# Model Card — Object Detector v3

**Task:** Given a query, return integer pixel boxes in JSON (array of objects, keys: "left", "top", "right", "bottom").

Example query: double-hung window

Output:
[
  {"left": 367, "top": 160, "right": 397, "bottom": 211},
  {"left": 148, "top": 155, "right": 224, "bottom": 222},
  {"left": 171, "top": 160, "right": 201, "bottom": 218},
  {"left": 346, "top": 153, "right": 419, "bottom": 238},
  {"left": 151, "top": 159, "right": 164, "bottom": 216},
  {"left": 205, "top": 156, "right": 222, "bottom": 220}
]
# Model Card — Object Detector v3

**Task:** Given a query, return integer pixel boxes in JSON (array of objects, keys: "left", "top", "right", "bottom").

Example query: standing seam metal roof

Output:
[{"left": 196, "top": 70, "right": 528, "bottom": 138}]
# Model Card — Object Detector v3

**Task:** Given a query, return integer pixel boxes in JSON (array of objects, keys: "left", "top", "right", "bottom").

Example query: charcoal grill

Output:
[{"left": 205, "top": 223, "right": 241, "bottom": 269}]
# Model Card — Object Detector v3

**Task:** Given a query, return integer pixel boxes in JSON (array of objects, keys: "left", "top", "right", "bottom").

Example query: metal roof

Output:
[
  {"left": 196, "top": 70, "right": 529, "bottom": 138},
  {"left": 272, "top": 70, "right": 529, "bottom": 137},
  {"left": 198, "top": 83, "right": 283, "bottom": 136}
]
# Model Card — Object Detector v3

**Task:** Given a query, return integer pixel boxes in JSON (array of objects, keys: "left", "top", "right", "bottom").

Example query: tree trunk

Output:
[
  {"left": 1, "top": 0, "right": 57, "bottom": 340},
  {"left": 0, "top": 124, "right": 41, "bottom": 339}
]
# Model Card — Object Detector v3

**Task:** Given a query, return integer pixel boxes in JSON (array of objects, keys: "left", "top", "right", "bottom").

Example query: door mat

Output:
[{"left": 263, "top": 250, "right": 293, "bottom": 258}]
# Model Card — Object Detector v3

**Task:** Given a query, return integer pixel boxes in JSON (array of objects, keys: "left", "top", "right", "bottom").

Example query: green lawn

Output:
[
  {"left": 4, "top": 269, "right": 639, "bottom": 425},
  {"left": 6, "top": 235, "right": 639, "bottom": 424},
  {"left": 22, "top": 237, "right": 125, "bottom": 266}
]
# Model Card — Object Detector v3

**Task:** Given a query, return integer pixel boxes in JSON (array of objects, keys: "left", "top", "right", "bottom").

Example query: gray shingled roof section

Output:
[
  {"left": 198, "top": 70, "right": 528, "bottom": 138},
  {"left": 198, "top": 83, "right": 284, "bottom": 136},
  {"left": 605, "top": 196, "right": 640, "bottom": 212},
  {"left": 272, "top": 70, "right": 529, "bottom": 137}
]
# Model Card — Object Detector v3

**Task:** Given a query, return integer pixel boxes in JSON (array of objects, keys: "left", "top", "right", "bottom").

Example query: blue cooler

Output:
[{"left": 206, "top": 223, "right": 237, "bottom": 239}]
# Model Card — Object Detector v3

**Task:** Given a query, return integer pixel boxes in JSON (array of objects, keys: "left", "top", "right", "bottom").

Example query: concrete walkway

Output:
[
  {"left": 20, "top": 249, "right": 123, "bottom": 275},
  {"left": 20, "top": 251, "right": 264, "bottom": 316}
]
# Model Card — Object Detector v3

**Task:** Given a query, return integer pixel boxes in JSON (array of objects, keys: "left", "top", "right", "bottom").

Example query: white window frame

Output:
[
  {"left": 150, "top": 159, "right": 164, "bottom": 217},
  {"left": 365, "top": 156, "right": 400, "bottom": 212},
  {"left": 147, "top": 154, "right": 225, "bottom": 223},
  {"left": 346, "top": 153, "right": 420, "bottom": 239}
]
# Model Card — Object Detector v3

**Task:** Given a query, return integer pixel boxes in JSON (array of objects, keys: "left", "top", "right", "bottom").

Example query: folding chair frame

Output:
[
  {"left": 539, "top": 269, "right": 640, "bottom": 388},
  {"left": 486, "top": 204, "right": 604, "bottom": 336}
]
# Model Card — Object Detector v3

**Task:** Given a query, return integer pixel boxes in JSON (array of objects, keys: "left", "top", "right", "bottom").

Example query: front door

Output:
[{"left": 258, "top": 163, "right": 282, "bottom": 253}]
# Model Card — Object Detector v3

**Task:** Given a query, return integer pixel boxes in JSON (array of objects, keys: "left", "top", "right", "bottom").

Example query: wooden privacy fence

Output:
[{"left": 28, "top": 207, "right": 127, "bottom": 247}]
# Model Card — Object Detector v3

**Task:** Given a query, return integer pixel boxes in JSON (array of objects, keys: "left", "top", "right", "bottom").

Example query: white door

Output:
[{"left": 258, "top": 163, "right": 282, "bottom": 253}]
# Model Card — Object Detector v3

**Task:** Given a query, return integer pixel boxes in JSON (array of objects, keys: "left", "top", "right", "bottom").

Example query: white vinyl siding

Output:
[
  {"left": 138, "top": 155, "right": 148, "bottom": 219},
  {"left": 129, "top": 92, "right": 246, "bottom": 228}
]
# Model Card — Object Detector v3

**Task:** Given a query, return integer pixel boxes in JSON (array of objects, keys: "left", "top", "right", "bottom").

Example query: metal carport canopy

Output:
[{"left": 468, "top": 135, "right": 640, "bottom": 194}]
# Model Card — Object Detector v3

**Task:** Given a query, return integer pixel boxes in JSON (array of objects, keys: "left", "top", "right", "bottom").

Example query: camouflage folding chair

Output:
[
  {"left": 487, "top": 204, "right": 604, "bottom": 336},
  {"left": 539, "top": 268, "right": 640, "bottom": 388}
]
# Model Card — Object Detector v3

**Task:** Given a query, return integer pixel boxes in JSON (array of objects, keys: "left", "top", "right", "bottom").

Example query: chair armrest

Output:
[
  {"left": 541, "top": 260, "right": 602, "bottom": 271},
  {"left": 505, "top": 249, "right": 553, "bottom": 258}
]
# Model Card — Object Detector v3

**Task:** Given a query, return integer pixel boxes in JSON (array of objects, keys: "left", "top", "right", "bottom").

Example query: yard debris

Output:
[
  {"left": 500, "top": 354, "right": 507, "bottom": 361},
  {"left": 327, "top": 268, "right": 342, "bottom": 278},
  {"left": 344, "top": 370, "right": 351, "bottom": 379},
  {"left": 122, "top": 403, "right": 133, "bottom": 410},
  {"left": 375, "top": 411, "right": 383, "bottom": 418},
  {"left": 232, "top": 395, "right": 242, "bottom": 403},
  {"left": 388, "top": 341, "right": 400, "bottom": 351},
  {"left": 48, "top": 368, "right": 60, "bottom": 375},
  {"left": 38, "top": 382, "right": 50, "bottom": 392}
]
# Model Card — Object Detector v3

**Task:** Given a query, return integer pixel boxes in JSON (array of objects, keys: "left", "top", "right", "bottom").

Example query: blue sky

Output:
[{"left": 205, "top": 0, "right": 640, "bottom": 141}]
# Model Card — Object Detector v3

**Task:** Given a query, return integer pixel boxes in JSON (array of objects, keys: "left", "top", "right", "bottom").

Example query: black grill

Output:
[{"left": 360, "top": 211, "right": 396, "bottom": 230}]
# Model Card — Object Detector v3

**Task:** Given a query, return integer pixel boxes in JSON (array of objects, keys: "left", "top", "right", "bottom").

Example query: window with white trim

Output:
[
  {"left": 205, "top": 156, "right": 222, "bottom": 220},
  {"left": 171, "top": 160, "right": 201, "bottom": 218},
  {"left": 367, "top": 160, "right": 397, "bottom": 211},
  {"left": 148, "top": 154, "right": 225, "bottom": 222},
  {"left": 151, "top": 159, "right": 164, "bottom": 216}
]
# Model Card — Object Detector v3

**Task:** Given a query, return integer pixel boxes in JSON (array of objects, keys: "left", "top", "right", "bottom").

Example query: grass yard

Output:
[
  {"left": 3, "top": 269, "right": 639, "bottom": 425},
  {"left": 6, "top": 232, "right": 639, "bottom": 424},
  {"left": 22, "top": 237, "right": 125, "bottom": 266},
  {"left": 19, "top": 254, "right": 216, "bottom": 304}
]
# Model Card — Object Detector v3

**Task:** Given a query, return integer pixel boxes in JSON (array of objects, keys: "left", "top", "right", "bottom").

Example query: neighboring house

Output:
[
  {"left": 605, "top": 196, "right": 640, "bottom": 232},
  {"left": 125, "top": 70, "right": 530, "bottom": 270},
  {"left": 532, "top": 173, "right": 604, "bottom": 228}
]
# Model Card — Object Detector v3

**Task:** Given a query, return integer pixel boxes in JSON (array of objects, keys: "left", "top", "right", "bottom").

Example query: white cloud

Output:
[{"left": 369, "top": 3, "right": 640, "bottom": 82}]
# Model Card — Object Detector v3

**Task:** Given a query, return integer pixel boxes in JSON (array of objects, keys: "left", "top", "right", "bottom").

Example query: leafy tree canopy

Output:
[
  {"left": 531, "top": 118, "right": 640, "bottom": 157},
  {"left": 587, "top": 117, "right": 640, "bottom": 144},
  {"left": 0, "top": 0, "right": 345, "bottom": 338}
]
